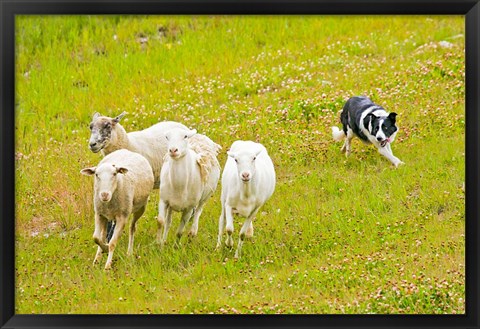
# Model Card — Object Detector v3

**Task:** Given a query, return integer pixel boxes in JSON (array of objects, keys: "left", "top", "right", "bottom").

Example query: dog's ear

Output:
[{"left": 388, "top": 112, "right": 397, "bottom": 123}]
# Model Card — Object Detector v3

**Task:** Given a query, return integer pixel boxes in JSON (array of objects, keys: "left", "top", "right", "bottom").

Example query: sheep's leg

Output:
[
  {"left": 234, "top": 208, "right": 260, "bottom": 259},
  {"left": 93, "top": 214, "right": 109, "bottom": 265},
  {"left": 225, "top": 205, "right": 235, "bottom": 248},
  {"left": 216, "top": 204, "right": 226, "bottom": 250},
  {"left": 188, "top": 203, "right": 205, "bottom": 238},
  {"left": 160, "top": 205, "right": 173, "bottom": 246},
  {"left": 104, "top": 216, "right": 126, "bottom": 270},
  {"left": 94, "top": 247, "right": 103, "bottom": 265},
  {"left": 156, "top": 200, "right": 167, "bottom": 245},
  {"left": 106, "top": 221, "right": 115, "bottom": 242},
  {"left": 176, "top": 208, "right": 194, "bottom": 246},
  {"left": 93, "top": 214, "right": 109, "bottom": 252},
  {"left": 128, "top": 205, "right": 145, "bottom": 256},
  {"left": 245, "top": 221, "right": 254, "bottom": 238}
]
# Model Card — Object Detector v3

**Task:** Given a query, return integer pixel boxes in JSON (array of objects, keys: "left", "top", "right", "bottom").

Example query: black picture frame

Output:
[{"left": 1, "top": 1, "right": 479, "bottom": 328}]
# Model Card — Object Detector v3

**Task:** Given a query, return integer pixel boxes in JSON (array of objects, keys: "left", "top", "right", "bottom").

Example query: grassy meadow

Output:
[{"left": 14, "top": 15, "right": 465, "bottom": 314}]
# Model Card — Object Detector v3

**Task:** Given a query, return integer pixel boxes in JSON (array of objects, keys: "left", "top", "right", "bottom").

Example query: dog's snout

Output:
[
  {"left": 376, "top": 136, "right": 383, "bottom": 141},
  {"left": 89, "top": 142, "right": 97, "bottom": 148}
]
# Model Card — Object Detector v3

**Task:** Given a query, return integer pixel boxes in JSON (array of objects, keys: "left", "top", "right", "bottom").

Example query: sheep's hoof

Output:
[
  {"left": 245, "top": 226, "right": 254, "bottom": 238},
  {"left": 93, "top": 253, "right": 103, "bottom": 265},
  {"left": 104, "top": 263, "right": 112, "bottom": 271},
  {"left": 225, "top": 236, "right": 234, "bottom": 248},
  {"left": 174, "top": 239, "right": 182, "bottom": 249},
  {"left": 188, "top": 230, "right": 197, "bottom": 238},
  {"left": 234, "top": 250, "right": 241, "bottom": 259}
]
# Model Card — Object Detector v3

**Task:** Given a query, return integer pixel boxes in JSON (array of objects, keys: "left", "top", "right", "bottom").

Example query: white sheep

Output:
[
  {"left": 81, "top": 149, "right": 154, "bottom": 270},
  {"left": 157, "top": 128, "right": 221, "bottom": 246},
  {"left": 216, "top": 140, "right": 276, "bottom": 258},
  {"left": 88, "top": 112, "right": 188, "bottom": 189}
]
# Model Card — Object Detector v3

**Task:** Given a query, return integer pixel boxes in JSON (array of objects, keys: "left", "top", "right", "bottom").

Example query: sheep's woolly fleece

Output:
[{"left": 189, "top": 134, "right": 221, "bottom": 184}]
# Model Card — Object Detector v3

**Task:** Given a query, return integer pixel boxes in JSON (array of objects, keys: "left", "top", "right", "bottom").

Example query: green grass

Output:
[{"left": 14, "top": 15, "right": 465, "bottom": 314}]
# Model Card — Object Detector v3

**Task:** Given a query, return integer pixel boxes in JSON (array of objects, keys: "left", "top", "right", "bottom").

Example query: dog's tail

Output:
[{"left": 331, "top": 126, "right": 345, "bottom": 141}]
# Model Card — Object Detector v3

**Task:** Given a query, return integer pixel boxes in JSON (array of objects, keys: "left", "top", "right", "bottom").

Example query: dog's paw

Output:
[{"left": 394, "top": 161, "right": 405, "bottom": 168}]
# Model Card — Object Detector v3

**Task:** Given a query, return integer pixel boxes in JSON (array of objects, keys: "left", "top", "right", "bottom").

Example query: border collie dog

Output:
[{"left": 332, "top": 96, "right": 404, "bottom": 167}]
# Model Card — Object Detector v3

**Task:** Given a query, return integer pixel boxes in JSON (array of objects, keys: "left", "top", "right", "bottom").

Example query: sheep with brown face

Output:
[{"left": 81, "top": 149, "right": 154, "bottom": 270}]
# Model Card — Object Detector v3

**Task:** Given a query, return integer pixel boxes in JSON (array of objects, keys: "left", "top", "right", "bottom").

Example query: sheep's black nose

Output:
[{"left": 90, "top": 142, "right": 97, "bottom": 148}]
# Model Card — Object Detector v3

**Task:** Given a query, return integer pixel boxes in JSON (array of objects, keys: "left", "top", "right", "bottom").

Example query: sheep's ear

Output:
[
  {"left": 113, "top": 112, "right": 127, "bottom": 125},
  {"left": 186, "top": 129, "right": 197, "bottom": 138},
  {"left": 227, "top": 151, "right": 236, "bottom": 158},
  {"left": 80, "top": 167, "right": 96, "bottom": 176},
  {"left": 116, "top": 167, "right": 128, "bottom": 175},
  {"left": 92, "top": 112, "right": 100, "bottom": 120},
  {"left": 254, "top": 148, "right": 263, "bottom": 158}
]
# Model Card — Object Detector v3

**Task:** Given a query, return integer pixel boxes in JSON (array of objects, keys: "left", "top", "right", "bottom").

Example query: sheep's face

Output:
[
  {"left": 88, "top": 112, "right": 126, "bottom": 153},
  {"left": 165, "top": 128, "right": 197, "bottom": 160},
  {"left": 227, "top": 149, "right": 262, "bottom": 183},
  {"left": 81, "top": 164, "right": 128, "bottom": 203}
]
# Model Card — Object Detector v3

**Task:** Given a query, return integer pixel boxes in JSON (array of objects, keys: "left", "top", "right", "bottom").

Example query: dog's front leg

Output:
[
  {"left": 378, "top": 146, "right": 404, "bottom": 168},
  {"left": 386, "top": 143, "right": 405, "bottom": 166},
  {"left": 385, "top": 143, "right": 394, "bottom": 155}
]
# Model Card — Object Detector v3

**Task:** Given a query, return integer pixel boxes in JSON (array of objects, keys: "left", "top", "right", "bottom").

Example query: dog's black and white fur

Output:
[{"left": 332, "top": 96, "right": 403, "bottom": 167}]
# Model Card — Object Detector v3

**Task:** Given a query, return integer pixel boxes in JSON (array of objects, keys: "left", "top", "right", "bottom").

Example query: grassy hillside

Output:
[{"left": 15, "top": 15, "right": 465, "bottom": 314}]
